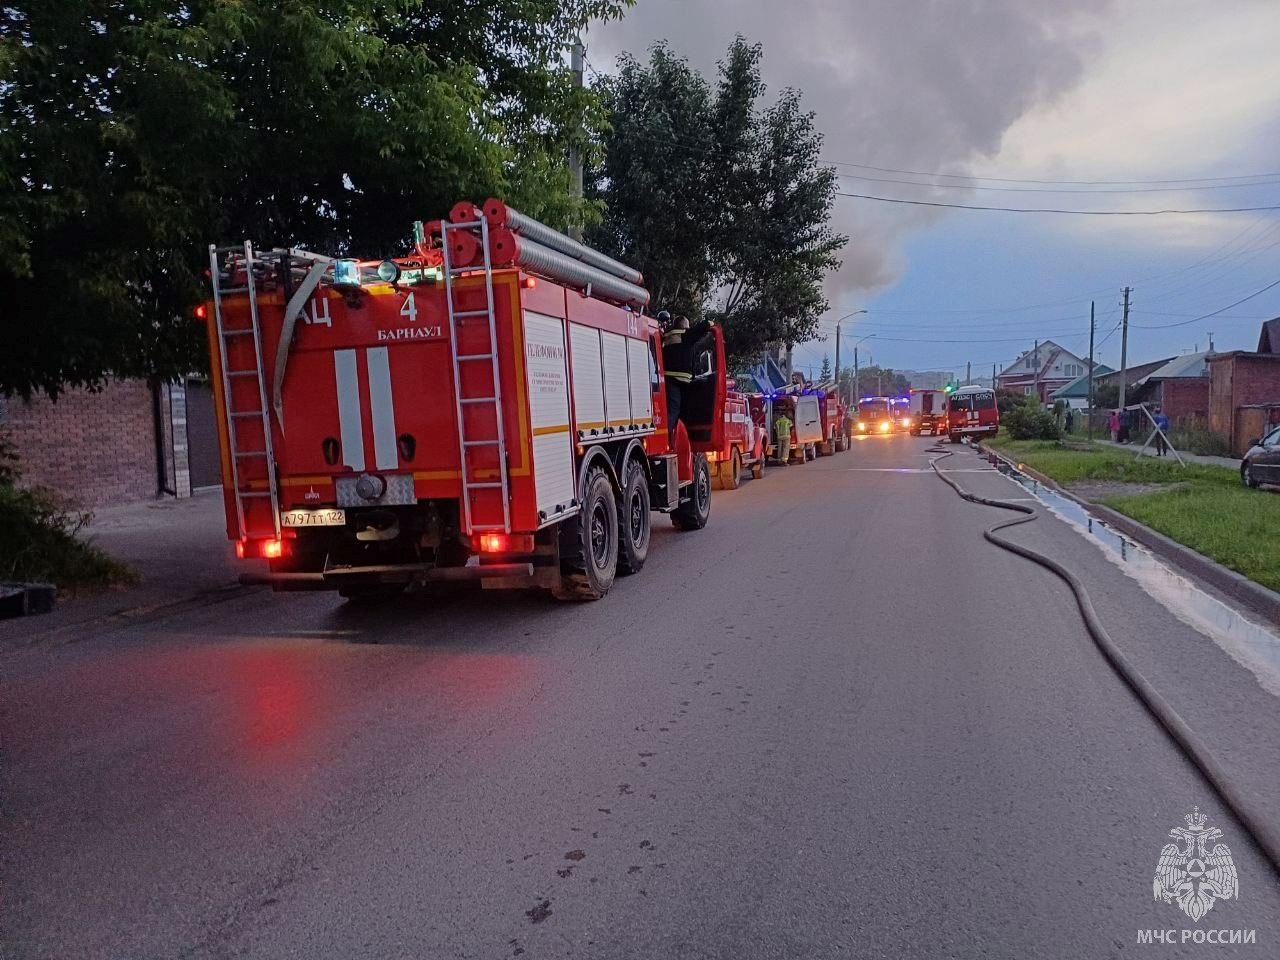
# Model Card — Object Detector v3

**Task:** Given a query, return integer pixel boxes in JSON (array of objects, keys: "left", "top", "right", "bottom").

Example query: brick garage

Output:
[
  {"left": 1208, "top": 352, "right": 1280, "bottom": 456},
  {"left": 1154, "top": 376, "right": 1209, "bottom": 424},
  {"left": 0, "top": 379, "right": 197, "bottom": 507}
]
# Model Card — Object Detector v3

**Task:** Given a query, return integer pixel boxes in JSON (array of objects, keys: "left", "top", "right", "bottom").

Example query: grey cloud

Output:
[{"left": 591, "top": 0, "right": 1113, "bottom": 296}]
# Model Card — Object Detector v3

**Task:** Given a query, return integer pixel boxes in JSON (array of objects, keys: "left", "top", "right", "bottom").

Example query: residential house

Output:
[
  {"left": 1049, "top": 364, "right": 1115, "bottom": 409},
  {"left": 996, "top": 341, "right": 1093, "bottom": 403},
  {"left": 1092, "top": 357, "right": 1174, "bottom": 400},
  {"left": 1130, "top": 352, "right": 1212, "bottom": 424}
]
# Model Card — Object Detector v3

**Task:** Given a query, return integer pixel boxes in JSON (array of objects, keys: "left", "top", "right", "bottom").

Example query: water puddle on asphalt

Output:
[{"left": 992, "top": 462, "right": 1280, "bottom": 698}]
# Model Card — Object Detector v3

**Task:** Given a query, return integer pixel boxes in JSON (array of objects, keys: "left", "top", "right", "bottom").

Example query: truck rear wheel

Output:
[
  {"left": 617, "top": 459, "right": 651, "bottom": 575},
  {"left": 553, "top": 467, "right": 619, "bottom": 600},
  {"left": 672, "top": 454, "right": 712, "bottom": 531},
  {"left": 714, "top": 447, "right": 742, "bottom": 490}
]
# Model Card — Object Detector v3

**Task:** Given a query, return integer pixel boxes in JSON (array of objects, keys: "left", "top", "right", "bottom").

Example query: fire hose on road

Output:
[{"left": 928, "top": 442, "right": 1280, "bottom": 878}]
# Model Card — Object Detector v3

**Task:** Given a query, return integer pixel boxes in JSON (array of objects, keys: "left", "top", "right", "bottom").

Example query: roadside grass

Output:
[
  {"left": 983, "top": 435, "right": 1280, "bottom": 593},
  {"left": 1101, "top": 485, "right": 1280, "bottom": 592},
  {"left": 0, "top": 482, "right": 137, "bottom": 591},
  {"left": 983, "top": 436, "right": 1230, "bottom": 485}
]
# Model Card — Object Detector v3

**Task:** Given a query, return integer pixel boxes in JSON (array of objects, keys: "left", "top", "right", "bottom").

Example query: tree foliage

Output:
[
  {"left": 840, "top": 364, "right": 910, "bottom": 398},
  {"left": 588, "top": 37, "right": 845, "bottom": 366},
  {"left": 0, "top": 0, "right": 627, "bottom": 398}
]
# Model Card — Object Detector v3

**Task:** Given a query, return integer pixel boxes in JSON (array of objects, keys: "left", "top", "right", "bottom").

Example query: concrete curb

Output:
[{"left": 975, "top": 443, "right": 1280, "bottom": 628}]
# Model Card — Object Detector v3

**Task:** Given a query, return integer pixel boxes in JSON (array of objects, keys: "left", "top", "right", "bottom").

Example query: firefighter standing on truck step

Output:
[{"left": 661, "top": 311, "right": 712, "bottom": 440}]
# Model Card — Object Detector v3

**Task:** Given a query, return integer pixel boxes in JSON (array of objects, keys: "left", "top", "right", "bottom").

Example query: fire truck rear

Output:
[{"left": 202, "top": 200, "right": 725, "bottom": 601}]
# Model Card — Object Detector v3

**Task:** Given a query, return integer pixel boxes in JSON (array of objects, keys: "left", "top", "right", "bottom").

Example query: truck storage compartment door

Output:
[
  {"left": 600, "top": 330, "right": 632, "bottom": 433},
  {"left": 627, "top": 336, "right": 654, "bottom": 429},
  {"left": 523, "top": 311, "right": 575, "bottom": 522},
  {"left": 570, "top": 323, "right": 606, "bottom": 441}
]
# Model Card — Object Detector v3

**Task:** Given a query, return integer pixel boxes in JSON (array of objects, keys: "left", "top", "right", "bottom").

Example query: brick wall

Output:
[
  {"left": 1158, "top": 378, "right": 1209, "bottom": 424},
  {"left": 0, "top": 379, "right": 163, "bottom": 506}
]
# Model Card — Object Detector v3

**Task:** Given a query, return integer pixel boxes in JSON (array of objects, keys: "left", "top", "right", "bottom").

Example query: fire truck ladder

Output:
[
  {"left": 441, "top": 214, "right": 512, "bottom": 535},
  {"left": 208, "top": 241, "right": 281, "bottom": 542}
]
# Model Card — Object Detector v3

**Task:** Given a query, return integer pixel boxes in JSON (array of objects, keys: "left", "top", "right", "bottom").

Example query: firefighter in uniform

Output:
[{"left": 660, "top": 311, "right": 713, "bottom": 440}]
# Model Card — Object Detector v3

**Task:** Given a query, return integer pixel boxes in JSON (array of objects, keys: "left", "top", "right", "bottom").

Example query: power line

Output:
[
  {"left": 833, "top": 171, "right": 1280, "bottom": 195},
  {"left": 822, "top": 158, "right": 1280, "bottom": 187},
  {"left": 1131, "top": 277, "right": 1280, "bottom": 329},
  {"left": 837, "top": 192, "right": 1280, "bottom": 215}
]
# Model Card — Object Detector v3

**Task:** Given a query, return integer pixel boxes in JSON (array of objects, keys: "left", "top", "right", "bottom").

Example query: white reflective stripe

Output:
[
  {"left": 365, "top": 346, "right": 398, "bottom": 469},
  {"left": 333, "top": 349, "right": 366, "bottom": 471}
]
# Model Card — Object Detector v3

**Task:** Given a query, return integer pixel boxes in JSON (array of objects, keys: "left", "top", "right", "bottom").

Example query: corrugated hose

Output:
[{"left": 928, "top": 442, "right": 1280, "bottom": 877}]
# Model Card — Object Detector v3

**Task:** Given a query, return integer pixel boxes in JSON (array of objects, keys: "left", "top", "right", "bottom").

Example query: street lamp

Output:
[
  {"left": 852, "top": 333, "right": 876, "bottom": 403},
  {"left": 833, "top": 309, "right": 867, "bottom": 403}
]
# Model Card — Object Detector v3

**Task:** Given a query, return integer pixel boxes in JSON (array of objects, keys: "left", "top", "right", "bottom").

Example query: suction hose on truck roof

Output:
[{"left": 928, "top": 442, "right": 1280, "bottom": 878}]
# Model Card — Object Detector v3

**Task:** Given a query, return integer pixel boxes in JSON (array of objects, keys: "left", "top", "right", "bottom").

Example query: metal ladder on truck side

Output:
[
  {"left": 441, "top": 214, "right": 512, "bottom": 535},
  {"left": 207, "top": 241, "right": 281, "bottom": 542}
]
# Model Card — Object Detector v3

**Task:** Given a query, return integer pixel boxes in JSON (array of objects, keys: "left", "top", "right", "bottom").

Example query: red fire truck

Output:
[
  {"left": 816, "top": 389, "right": 849, "bottom": 455},
  {"left": 908, "top": 388, "right": 947, "bottom": 436},
  {"left": 201, "top": 200, "right": 726, "bottom": 601},
  {"left": 946, "top": 385, "right": 1000, "bottom": 442},
  {"left": 709, "top": 386, "right": 768, "bottom": 489}
]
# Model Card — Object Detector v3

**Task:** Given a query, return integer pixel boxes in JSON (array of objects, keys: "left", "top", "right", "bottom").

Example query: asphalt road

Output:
[{"left": 5, "top": 435, "right": 1280, "bottom": 959}]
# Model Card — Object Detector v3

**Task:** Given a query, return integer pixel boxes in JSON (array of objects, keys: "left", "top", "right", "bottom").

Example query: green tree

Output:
[
  {"left": 842, "top": 365, "right": 909, "bottom": 397},
  {"left": 589, "top": 37, "right": 845, "bottom": 362},
  {"left": 820, "top": 354, "right": 832, "bottom": 381},
  {"left": 714, "top": 85, "right": 845, "bottom": 365},
  {"left": 0, "top": 0, "right": 627, "bottom": 399},
  {"left": 586, "top": 41, "right": 719, "bottom": 316}
]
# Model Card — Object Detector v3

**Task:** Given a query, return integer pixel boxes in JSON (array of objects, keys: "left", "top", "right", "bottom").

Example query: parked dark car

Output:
[{"left": 1241, "top": 425, "right": 1280, "bottom": 488}]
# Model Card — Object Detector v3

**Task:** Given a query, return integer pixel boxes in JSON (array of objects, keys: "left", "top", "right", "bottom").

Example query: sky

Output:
[{"left": 588, "top": 0, "right": 1280, "bottom": 381}]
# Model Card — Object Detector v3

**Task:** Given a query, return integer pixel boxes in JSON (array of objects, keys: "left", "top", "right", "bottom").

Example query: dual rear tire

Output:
[{"left": 554, "top": 458, "right": 653, "bottom": 601}]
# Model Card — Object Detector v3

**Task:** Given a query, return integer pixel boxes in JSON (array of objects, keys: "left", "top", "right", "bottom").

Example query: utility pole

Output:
[
  {"left": 965, "top": 360, "right": 971, "bottom": 386},
  {"left": 1207, "top": 331, "right": 1215, "bottom": 352},
  {"left": 834, "top": 326, "right": 841, "bottom": 397},
  {"left": 991, "top": 362, "right": 997, "bottom": 390},
  {"left": 568, "top": 37, "right": 585, "bottom": 240},
  {"left": 1118, "top": 286, "right": 1131, "bottom": 410},
  {"left": 1087, "top": 300, "right": 1096, "bottom": 440},
  {"left": 853, "top": 345, "right": 859, "bottom": 400},
  {"left": 1033, "top": 339, "right": 1040, "bottom": 404}
]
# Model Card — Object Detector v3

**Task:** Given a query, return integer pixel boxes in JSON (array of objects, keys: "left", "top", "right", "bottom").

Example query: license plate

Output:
[{"left": 281, "top": 508, "right": 346, "bottom": 527}]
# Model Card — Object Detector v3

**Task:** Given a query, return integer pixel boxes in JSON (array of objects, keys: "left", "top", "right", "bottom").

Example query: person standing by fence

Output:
[
  {"left": 1153, "top": 406, "right": 1171, "bottom": 457},
  {"left": 1109, "top": 409, "right": 1120, "bottom": 442}
]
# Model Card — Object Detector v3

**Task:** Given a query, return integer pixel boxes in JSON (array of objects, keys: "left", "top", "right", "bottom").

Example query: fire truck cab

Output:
[
  {"left": 851, "top": 397, "right": 894, "bottom": 436},
  {"left": 202, "top": 201, "right": 725, "bottom": 602}
]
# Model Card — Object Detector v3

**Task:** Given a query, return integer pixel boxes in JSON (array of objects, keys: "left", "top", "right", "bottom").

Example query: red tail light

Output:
[
  {"left": 237, "top": 538, "right": 288, "bottom": 560},
  {"left": 194, "top": 304, "right": 208, "bottom": 320},
  {"left": 477, "top": 533, "right": 534, "bottom": 554}
]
